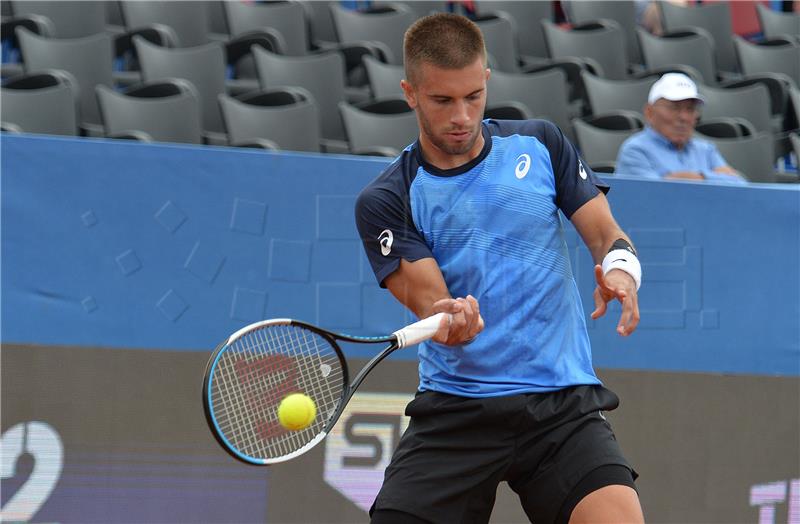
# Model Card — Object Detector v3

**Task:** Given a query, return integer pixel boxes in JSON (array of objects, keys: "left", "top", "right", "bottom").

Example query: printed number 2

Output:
[{"left": 1, "top": 422, "right": 64, "bottom": 522}]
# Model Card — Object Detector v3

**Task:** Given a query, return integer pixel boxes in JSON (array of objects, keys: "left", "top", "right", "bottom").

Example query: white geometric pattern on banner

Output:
[{"left": 323, "top": 392, "right": 412, "bottom": 512}]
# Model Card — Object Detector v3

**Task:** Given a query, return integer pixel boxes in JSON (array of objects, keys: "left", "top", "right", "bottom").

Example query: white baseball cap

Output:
[{"left": 647, "top": 73, "right": 705, "bottom": 105}]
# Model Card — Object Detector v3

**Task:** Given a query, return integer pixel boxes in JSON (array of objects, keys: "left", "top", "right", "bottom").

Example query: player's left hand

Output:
[{"left": 590, "top": 265, "right": 639, "bottom": 337}]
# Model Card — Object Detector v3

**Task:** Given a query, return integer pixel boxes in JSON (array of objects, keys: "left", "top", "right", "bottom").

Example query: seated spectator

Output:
[
  {"left": 616, "top": 73, "right": 747, "bottom": 184},
  {"left": 562, "top": 0, "right": 666, "bottom": 34},
  {"left": 637, "top": 0, "right": 664, "bottom": 35}
]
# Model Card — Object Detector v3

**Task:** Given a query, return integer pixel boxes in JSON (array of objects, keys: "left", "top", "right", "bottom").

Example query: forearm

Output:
[
  {"left": 384, "top": 258, "right": 483, "bottom": 345},
  {"left": 664, "top": 171, "right": 704, "bottom": 180},
  {"left": 570, "top": 193, "right": 635, "bottom": 264},
  {"left": 591, "top": 230, "right": 634, "bottom": 265},
  {"left": 384, "top": 258, "right": 451, "bottom": 318},
  {"left": 666, "top": 169, "right": 746, "bottom": 184},
  {"left": 572, "top": 194, "right": 641, "bottom": 336},
  {"left": 703, "top": 167, "right": 748, "bottom": 184}
]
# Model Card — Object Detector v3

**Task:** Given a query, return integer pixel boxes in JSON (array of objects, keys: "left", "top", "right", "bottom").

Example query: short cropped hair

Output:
[{"left": 403, "top": 13, "right": 487, "bottom": 84}]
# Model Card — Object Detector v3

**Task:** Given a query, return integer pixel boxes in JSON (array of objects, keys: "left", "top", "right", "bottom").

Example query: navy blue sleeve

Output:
[
  {"left": 540, "top": 120, "right": 609, "bottom": 218},
  {"left": 354, "top": 160, "right": 433, "bottom": 288}
]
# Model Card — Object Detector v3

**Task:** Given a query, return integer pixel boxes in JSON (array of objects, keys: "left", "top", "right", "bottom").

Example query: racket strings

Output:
[
  {"left": 209, "top": 324, "right": 345, "bottom": 460},
  {"left": 213, "top": 326, "right": 343, "bottom": 458}
]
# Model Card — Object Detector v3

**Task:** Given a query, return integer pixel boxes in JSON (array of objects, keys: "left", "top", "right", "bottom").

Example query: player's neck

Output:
[{"left": 418, "top": 133, "right": 485, "bottom": 171}]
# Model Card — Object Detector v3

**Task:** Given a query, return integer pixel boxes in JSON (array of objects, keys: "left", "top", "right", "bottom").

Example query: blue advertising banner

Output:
[{"left": 2, "top": 134, "right": 798, "bottom": 376}]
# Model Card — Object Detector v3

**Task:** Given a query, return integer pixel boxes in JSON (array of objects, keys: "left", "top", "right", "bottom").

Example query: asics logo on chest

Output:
[{"left": 515, "top": 154, "right": 531, "bottom": 179}]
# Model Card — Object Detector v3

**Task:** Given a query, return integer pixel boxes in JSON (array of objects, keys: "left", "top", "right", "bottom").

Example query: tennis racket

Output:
[{"left": 202, "top": 313, "right": 447, "bottom": 465}]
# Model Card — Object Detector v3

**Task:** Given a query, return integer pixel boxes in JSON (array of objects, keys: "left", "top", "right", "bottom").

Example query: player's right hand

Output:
[{"left": 430, "top": 295, "right": 484, "bottom": 346}]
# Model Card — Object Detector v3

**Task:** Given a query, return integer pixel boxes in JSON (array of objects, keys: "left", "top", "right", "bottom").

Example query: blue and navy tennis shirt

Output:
[{"left": 355, "top": 119, "right": 609, "bottom": 397}]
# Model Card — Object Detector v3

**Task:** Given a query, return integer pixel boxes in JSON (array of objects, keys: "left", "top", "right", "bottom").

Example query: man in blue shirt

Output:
[
  {"left": 616, "top": 72, "right": 747, "bottom": 184},
  {"left": 356, "top": 13, "right": 644, "bottom": 524}
]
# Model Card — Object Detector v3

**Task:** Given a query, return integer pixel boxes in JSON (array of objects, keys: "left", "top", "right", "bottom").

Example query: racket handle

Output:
[{"left": 393, "top": 312, "right": 448, "bottom": 348}]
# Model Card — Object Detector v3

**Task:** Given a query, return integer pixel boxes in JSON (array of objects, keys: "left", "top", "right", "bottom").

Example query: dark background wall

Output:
[{"left": 2, "top": 135, "right": 798, "bottom": 523}]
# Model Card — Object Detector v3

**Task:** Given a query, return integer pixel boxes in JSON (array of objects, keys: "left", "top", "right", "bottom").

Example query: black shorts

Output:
[{"left": 370, "top": 385, "right": 638, "bottom": 524}]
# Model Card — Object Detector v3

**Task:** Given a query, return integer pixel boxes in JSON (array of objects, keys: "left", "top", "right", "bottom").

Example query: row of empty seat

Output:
[
  {"left": 2, "top": 68, "right": 422, "bottom": 154},
  {"left": 2, "top": 1, "right": 799, "bottom": 182}
]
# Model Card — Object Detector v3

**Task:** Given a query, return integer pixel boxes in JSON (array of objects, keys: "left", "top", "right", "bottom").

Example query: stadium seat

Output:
[
  {"left": 733, "top": 36, "right": 800, "bottom": 88},
  {"left": 572, "top": 111, "right": 644, "bottom": 170},
  {"left": 585, "top": 110, "right": 644, "bottom": 132},
  {"left": 701, "top": 132, "right": 777, "bottom": 183},
  {"left": 0, "top": 12, "right": 53, "bottom": 42},
  {"left": 581, "top": 71, "right": 654, "bottom": 116},
  {"left": 133, "top": 36, "right": 229, "bottom": 143},
  {"left": 10, "top": 0, "right": 107, "bottom": 38},
  {"left": 787, "top": 86, "right": 800, "bottom": 133},
  {"left": 227, "top": 31, "right": 287, "bottom": 93},
  {"left": 658, "top": 1, "right": 738, "bottom": 74},
  {"left": 791, "top": 133, "right": 800, "bottom": 163},
  {"left": 756, "top": 3, "right": 800, "bottom": 42},
  {"left": 474, "top": 13, "right": 522, "bottom": 73},
  {"left": 120, "top": 0, "right": 286, "bottom": 92},
  {"left": 722, "top": 74, "right": 794, "bottom": 134},
  {"left": 252, "top": 47, "right": 349, "bottom": 151},
  {"left": 122, "top": 0, "right": 284, "bottom": 89},
  {"left": 205, "top": 0, "right": 227, "bottom": 36},
  {"left": 1, "top": 70, "right": 78, "bottom": 135},
  {"left": 473, "top": 0, "right": 554, "bottom": 65},
  {"left": 475, "top": 14, "right": 595, "bottom": 115},
  {"left": 589, "top": 162, "right": 617, "bottom": 174},
  {"left": 699, "top": 82, "right": 773, "bottom": 134},
  {"left": 338, "top": 99, "right": 418, "bottom": 156},
  {"left": 95, "top": 79, "right": 203, "bottom": 144},
  {"left": 374, "top": 1, "right": 449, "bottom": 20},
  {"left": 483, "top": 102, "right": 532, "bottom": 121},
  {"left": 568, "top": 0, "right": 642, "bottom": 65},
  {"left": 218, "top": 88, "right": 321, "bottom": 153},
  {"left": 119, "top": 1, "right": 224, "bottom": 47},
  {"left": 104, "top": 0, "right": 123, "bottom": 28},
  {"left": 363, "top": 55, "right": 404, "bottom": 99},
  {"left": 329, "top": 3, "right": 415, "bottom": 65},
  {"left": 487, "top": 68, "right": 574, "bottom": 141},
  {"left": 226, "top": 1, "right": 384, "bottom": 97},
  {"left": 637, "top": 27, "right": 718, "bottom": 85},
  {"left": 7, "top": 7, "right": 175, "bottom": 86},
  {"left": 299, "top": 0, "right": 338, "bottom": 45},
  {"left": 16, "top": 27, "right": 113, "bottom": 134},
  {"left": 698, "top": 82, "right": 779, "bottom": 159},
  {"left": 0, "top": 13, "right": 54, "bottom": 78},
  {"left": 541, "top": 19, "right": 629, "bottom": 80},
  {"left": 223, "top": 1, "right": 304, "bottom": 56},
  {"left": 696, "top": 117, "right": 757, "bottom": 139}
]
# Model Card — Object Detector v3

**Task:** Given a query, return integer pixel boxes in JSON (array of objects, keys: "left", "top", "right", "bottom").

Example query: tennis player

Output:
[{"left": 355, "top": 13, "right": 644, "bottom": 524}]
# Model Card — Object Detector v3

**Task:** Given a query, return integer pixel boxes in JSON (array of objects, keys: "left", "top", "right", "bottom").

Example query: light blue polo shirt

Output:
[{"left": 616, "top": 127, "right": 747, "bottom": 184}]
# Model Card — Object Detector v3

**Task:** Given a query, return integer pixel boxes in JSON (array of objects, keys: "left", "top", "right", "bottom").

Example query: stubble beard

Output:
[{"left": 418, "top": 108, "right": 479, "bottom": 156}]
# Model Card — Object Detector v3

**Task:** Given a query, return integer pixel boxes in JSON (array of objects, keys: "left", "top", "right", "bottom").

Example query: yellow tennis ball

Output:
[{"left": 277, "top": 393, "right": 316, "bottom": 431}]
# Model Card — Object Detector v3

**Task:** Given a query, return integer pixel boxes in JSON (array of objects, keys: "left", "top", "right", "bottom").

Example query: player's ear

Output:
[{"left": 401, "top": 79, "right": 417, "bottom": 109}]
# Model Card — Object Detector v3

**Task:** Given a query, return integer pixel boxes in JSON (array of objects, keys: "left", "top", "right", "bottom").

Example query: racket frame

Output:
[{"left": 202, "top": 318, "right": 399, "bottom": 466}]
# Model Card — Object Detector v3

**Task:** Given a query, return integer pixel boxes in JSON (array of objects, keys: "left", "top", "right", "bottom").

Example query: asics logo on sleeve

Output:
[
  {"left": 378, "top": 229, "right": 393, "bottom": 256},
  {"left": 515, "top": 154, "right": 531, "bottom": 179},
  {"left": 578, "top": 160, "right": 588, "bottom": 180}
]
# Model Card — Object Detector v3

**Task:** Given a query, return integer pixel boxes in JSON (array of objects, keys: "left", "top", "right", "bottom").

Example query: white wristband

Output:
[{"left": 602, "top": 249, "right": 641, "bottom": 290}]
